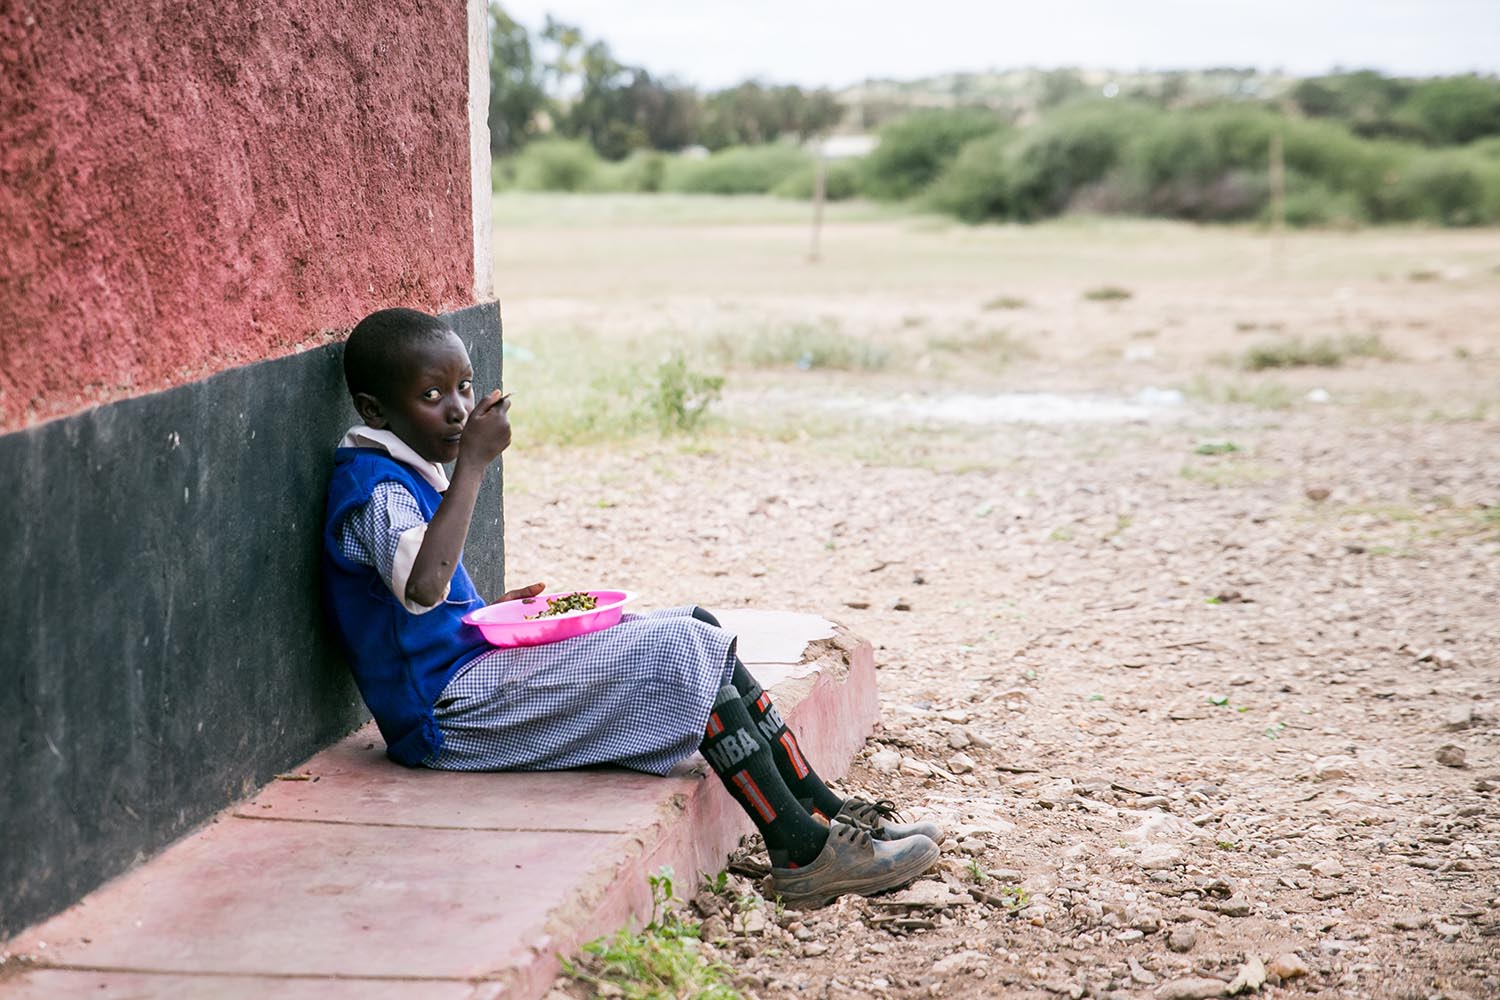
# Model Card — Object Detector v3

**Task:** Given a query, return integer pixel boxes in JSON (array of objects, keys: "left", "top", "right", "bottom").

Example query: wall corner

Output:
[{"left": 467, "top": 0, "right": 493, "bottom": 301}]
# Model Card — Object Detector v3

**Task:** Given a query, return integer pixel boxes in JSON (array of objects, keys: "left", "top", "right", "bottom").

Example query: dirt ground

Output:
[{"left": 493, "top": 197, "right": 1500, "bottom": 1000}]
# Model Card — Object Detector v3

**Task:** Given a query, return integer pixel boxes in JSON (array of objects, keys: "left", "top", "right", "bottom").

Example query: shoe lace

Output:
[
  {"left": 847, "top": 797, "right": 906, "bottom": 824},
  {"left": 830, "top": 820, "right": 872, "bottom": 848}
]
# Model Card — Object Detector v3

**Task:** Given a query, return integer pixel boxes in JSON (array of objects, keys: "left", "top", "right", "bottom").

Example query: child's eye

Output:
[
  {"left": 422, "top": 388, "right": 440, "bottom": 401},
  {"left": 459, "top": 379, "right": 472, "bottom": 393}
]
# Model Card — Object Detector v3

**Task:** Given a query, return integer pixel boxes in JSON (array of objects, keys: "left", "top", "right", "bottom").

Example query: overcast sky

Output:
[{"left": 499, "top": 0, "right": 1500, "bottom": 89}]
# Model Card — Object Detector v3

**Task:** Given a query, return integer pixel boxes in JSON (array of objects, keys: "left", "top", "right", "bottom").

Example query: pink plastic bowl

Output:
[{"left": 462, "top": 590, "right": 637, "bottom": 648}]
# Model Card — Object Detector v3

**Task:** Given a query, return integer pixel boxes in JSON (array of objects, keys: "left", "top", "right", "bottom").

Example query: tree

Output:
[{"left": 487, "top": 3, "right": 547, "bottom": 155}]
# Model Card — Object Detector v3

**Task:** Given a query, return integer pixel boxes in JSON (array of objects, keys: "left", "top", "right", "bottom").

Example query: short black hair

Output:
[{"left": 343, "top": 308, "right": 453, "bottom": 400}]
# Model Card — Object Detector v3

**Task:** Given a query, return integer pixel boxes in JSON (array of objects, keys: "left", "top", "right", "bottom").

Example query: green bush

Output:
[
  {"left": 1279, "top": 174, "right": 1367, "bottom": 228},
  {"left": 925, "top": 132, "right": 1013, "bottom": 222},
  {"left": 511, "top": 138, "right": 600, "bottom": 192},
  {"left": 662, "top": 144, "right": 811, "bottom": 194},
  {"left": 592, "top": 149, "right": 669, "bottom": 192},
  {"left": 1005, "top": 102, "right": 1154, "bottom": 220},
  {"left": 771, "top": 158, "right": 864, "bottom": 200},
  {"left": 1397, "top": 75, "right": 1500, "bottom": 145},
  {"left": 1380, "top": 153, "right": 1492, "bottom": 225},
  {"left": 860, "top": 108, "right": 1009, "bottom": 201}
]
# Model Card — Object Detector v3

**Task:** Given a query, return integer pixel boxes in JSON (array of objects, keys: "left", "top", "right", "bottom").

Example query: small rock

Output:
[
  {"left": 1226, "top": 956, "right": 1266, "bottom": 995},
  {"left": 947, "top": 752, "right": 976, "bottom": 774},
  {"left": 900, "top": 756, "right": 933, "bottom": 777},
  {"left": 1212, "top": 897, "right": 1252, "bottom": 917},
  {"left": 1436, "top": 744, "right": 1467, "bottom": 768},
  {"left": 957, "top": 837, "right": 985, "bottom": 856},
  {"left": 1393, "top": 914, "right": 1430, "bottom": 931},
  {"left": 1128, "top": 957, "right": 1158, "bottom": 985},
  {"left": 1433, "top": 921, "right": 1463, "bottom": 939},
  {"left": 1310, "top": 859, "right": 1345, "bottom": 878},
  {"left": 740, "top": 908, "right": 768, "bottom": 935},
  {"left": 802, "top": 941, "right": 828, "bottom": 957},
  {"left": 1156, "top": 977, "right": 1229, "bottom": 999},
  {"left": 1266, "top": 954, "right": 1309, "bottom": 981},
  {"left": 1443, "top": 704, "right": 1476, "bottom": 731},
  {"left": 843, "top": 600, "right": 871, "bottom": 610},
  {"left": 1139, "top": 844, "right": 1184, "bottom": 871},
  {"left": 1416, "top": 647, "right": 1456, "bottom": 667},
  {"left": 869, "top": 748, "right": 901, "bottom": 774},
  {"left": 1118, "top": 929, "right": 1145, "bottom": 941},
  {"left": 948, "top": 726, "right": 972, "bottom": 749},
  {"left": 1137, "top": 795, "right": 1172, "bottom": 810},
  {"left": 699, "top": 915, "right": 728, "bottom": 942},
  {"left": 1313, "top": 755, "right": 1356, "bottom": 781},
  {"left": 1304, "top": 486, "right": 1330, "bottom": 502},
  {"left": 932, "top": 950, "right": 986, "bottom": 975},
  {"left": 966, "top": 729, "right": 995, "bottom": 749},
  {"left": 1168, "top": 925, "right": 1198, "bottom": 952}
]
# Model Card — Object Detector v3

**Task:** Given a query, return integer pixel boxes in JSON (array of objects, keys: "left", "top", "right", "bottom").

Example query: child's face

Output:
[{"left": 359, "top": 332, "right": 476, "bottom": 464}]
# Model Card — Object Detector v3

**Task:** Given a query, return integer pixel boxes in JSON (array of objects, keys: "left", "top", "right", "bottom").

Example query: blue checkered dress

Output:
[{"left": 338, "top": 482, "right": 736, "bottom": 775}]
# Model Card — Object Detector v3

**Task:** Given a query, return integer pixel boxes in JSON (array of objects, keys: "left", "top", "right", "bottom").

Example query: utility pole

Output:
[
  {"left": 808, "top": 142, "right": 827, "bottom": 264},
  {"left": 1269, "top": 129, "right": 1286, "bottom": 270}
]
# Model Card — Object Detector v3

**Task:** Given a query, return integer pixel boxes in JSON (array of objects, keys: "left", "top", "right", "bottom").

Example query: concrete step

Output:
[{"left": 1, "top": 611, "right": 878, "bottom": 1000}]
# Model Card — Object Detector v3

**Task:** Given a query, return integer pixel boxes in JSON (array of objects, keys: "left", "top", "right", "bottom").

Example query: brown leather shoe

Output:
[{"left": 770, "top": 820, "right": 940, "bottom": 909}]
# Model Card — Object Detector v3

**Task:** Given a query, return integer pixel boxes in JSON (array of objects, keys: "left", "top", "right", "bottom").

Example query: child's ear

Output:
[{"left": 354, "top": 392, "right": 388, "bottom": 428}]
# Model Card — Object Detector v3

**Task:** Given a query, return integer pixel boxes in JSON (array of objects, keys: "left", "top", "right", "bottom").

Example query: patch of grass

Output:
[
  {"left": 728, "top": 320, "right": 889, "bottom": 372},
  {"left": 926, "top": 326, "right": 1033, "bottom": 368},
  {"left": 1082, "top": 285, "right": 1133, "bottom": 302},
  {"left": 966, "top": 858, "right": 990, "bottom": 883},
  {"left": 1194, "top": 440, "right": 1240, "bottom": 455},
  {"left": 1182, "top": 374, "right": 1297, "bottom": 410},
  {"left": 1239, "top": 333, "right": 1394, "bottom": 370},
  {"left": 506, "top": 331, "right": 725, "bottom": 445},
  {"left": 1408, "top": 269, "right": 1442, "bottom": 282},
  {"left": 983, "top": 294, "right": 1028, "bottom": 310},
  {"left": 561, "top": 869, "right": 740, "bottom": 1000},
  {"left": 642, "top": 354, "right": 724, "bottom": 434},
  {"left": 1049, "top": 525, "right": 1075, "bottom": 542}
]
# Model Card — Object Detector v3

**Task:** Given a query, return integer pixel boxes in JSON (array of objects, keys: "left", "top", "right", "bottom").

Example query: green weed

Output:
[
  {"left": 642, "top": 354, "right": 724, "bottom": 434},
  {"left": 1240, "top": 333, "right": 1394, "bottom": 370},
  {"left": 1194, "top": 440, "right": 1240, "bottom": 455},
  {"left": 1082, "top": 285, "right": 1133, "bottom": 302},
  {"left": 983, "top": 295, "right": 1029, "bottom": 310},
  {"left": 561, "top": 868, "right": 740, "bottom": 1000}
]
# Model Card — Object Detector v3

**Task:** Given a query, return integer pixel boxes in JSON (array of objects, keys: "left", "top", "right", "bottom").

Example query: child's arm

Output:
[{"left": 405, "top": 390, "right": 511, "bottom": 607}]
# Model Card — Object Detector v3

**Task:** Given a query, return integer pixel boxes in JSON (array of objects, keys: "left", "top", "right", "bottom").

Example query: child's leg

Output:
[
  {"left": 693, "top": 607, "right": 945, "bottom": 843},
  {"left": 699, "top": 685, "right": 828, "bottom": 868}
]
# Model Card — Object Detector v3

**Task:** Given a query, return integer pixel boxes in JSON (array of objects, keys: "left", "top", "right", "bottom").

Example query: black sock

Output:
[
  {"left": 701, "top": 685, "right": 828, "bottom": 868},
  {"left": 730, "top": 660, "right": 847, "bottom": 820}
]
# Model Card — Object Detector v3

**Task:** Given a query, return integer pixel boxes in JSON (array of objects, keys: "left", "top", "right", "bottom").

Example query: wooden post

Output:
[
  {"left": 1269, "top": 130, "right": 1285, "bottom": 270},
  {"left": 808, "top": 144, "right": 827, "bottom": 263}
]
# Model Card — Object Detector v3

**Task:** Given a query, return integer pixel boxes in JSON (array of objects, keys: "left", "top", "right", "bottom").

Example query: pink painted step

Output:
[{"left": 1, "top": 611, "right": 878, "bottom": 1000}]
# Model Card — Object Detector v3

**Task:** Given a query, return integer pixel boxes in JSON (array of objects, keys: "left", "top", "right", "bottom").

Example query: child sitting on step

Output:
[{"left": 321, "top": 307, "right": 943, "bottom": 908}]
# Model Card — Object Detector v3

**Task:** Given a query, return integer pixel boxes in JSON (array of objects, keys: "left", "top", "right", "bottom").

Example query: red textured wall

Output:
[{"left": 0, "top": 1, "right": 476, "bottom": 431}]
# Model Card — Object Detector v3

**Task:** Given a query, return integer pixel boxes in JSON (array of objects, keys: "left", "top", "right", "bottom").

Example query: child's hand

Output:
[
  {"left": 498, "top": 582, "right": 546, "bottom": 603},
  {"left": 459, "top": 390, "right": 511, "bottom": 465}
]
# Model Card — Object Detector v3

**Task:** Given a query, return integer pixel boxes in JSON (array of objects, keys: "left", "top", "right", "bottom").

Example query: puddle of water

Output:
[{"left": 821, "top": 388, "right": 1186, "bottom": 426}]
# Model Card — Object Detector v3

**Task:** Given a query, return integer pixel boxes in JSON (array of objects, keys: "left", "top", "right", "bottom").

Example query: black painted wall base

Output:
[{"left": 0, "top": 302, "right": 504, "bottom": 939}]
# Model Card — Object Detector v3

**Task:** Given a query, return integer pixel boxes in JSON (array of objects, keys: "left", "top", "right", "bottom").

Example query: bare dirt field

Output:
[{"left": 492, "top": 195, "right": 1500, "bottom": 1000}]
